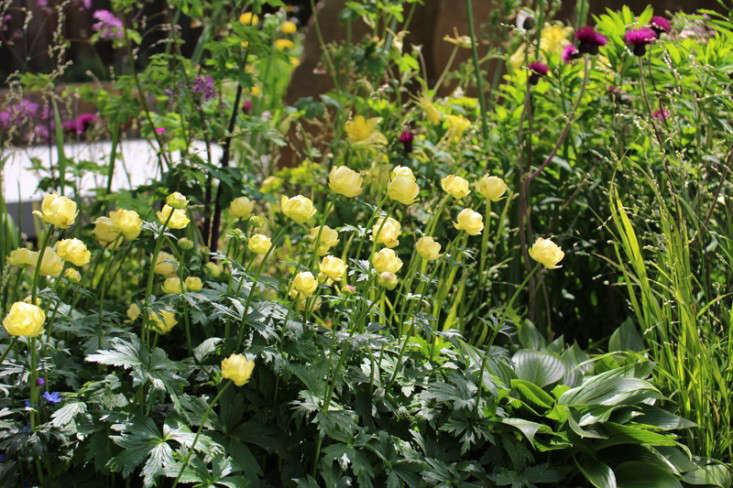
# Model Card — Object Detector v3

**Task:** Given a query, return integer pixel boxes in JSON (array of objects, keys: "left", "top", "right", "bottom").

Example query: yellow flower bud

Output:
[
  {"left": 64, "top": 268, "right": 81, "bottom": 282},
  {"left": 239, "top": 12, "right": 259, "bottom": 25},
  {"left": 387, "top": 167, "right": 419, "bottom": 205},
  {"left": 221, "top": 353, "right": 255, "bottom": 386},
  {"left": 274, "top": 38, "right": 294, "bottom": 50},
  {"left": 320, "top": 256, "right": 347, "bottom": 282},
  {"left": 149, "top": 309, "right": 177, "bottom": 335},
  {"left": 416, "top": 236, "right": 441, "bottom": 261},
  {"left": 109, "top": 209, "right": 142, "bottom": 240},
  {"left": 178, "top": 237, "right": 194, "bottom": 250},
  {"left": 184, "top": 276, "right": 203, "bottom": 292},
  {"left": 281, "top": 21, "right": 297, "bottom": 34},
  {"left": 154, "top": 251, "right": 179, "bottom": 276},
  {"left": 166, "top": 192, "right": 189, "bottom": 209},
  {"left": 371, "top": 216, "right": 401, "bottom": 248},
  {"left": 454, "top": 208, "right": 484, "bottom": 236},
  {"left": 329, "top": 166, "right": 363, "bottom": 198},
  {"left": 309, "top": 225, "right": 339, "bottom": 255},
  {"left": 162, "top": 276, "right": 184, "bottom": 294},
  {"left": 248, "top": 234, "right": 272, "bottom": 254},
  {"left": 440, "top": 175, "right": 471, "bottom": 199},
  {"left": 3, "top": 302, "right": 45, "bottom": 337},
  {"left": 38, "top": 249, "right": 64, "bottom": 277},
  {"left": 281, "top": 195, "right": 316, "bottom": 224},
  {"left": 372, "top": 248, "right": 403, "bottom": 274},
  {"left": 33, "top": 193, "right": 77, "bottom": 229},
  {"left": 93, "top": 216, "right": 121, "bottom": 247},
  {"left": 377, "top": 271, "right": 399, "bottom": 290},
  {"left": 292, "top": 271, "right": 318, "bottom": 297},
  {"left": 529, "top": 237, "right": 565, "bottom": 269},
  {"left": 206, "top": 261, "right": 224, "bottom": 278},
  {"left": 7, "top": 248, "right": 36, "bottom": 267},
  {"left": 476, "top": 175, "right": 508, "bottom": 201},
  {"left": 229, "top": 196, "right": 255, "bottom": 220},
  {"left": 157, "top": 205, "right": 190, "bottom": 230},
  {"left": 127, "top": 303, "right": 141, "bottom": 322},
  {"left": 56, "top": 238, "right": 91, "bottom": 267}
]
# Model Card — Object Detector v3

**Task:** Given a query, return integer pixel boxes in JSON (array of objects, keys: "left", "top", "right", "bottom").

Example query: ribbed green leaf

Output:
[
  {"left": 575, "top": 455, "right": 617, "bottom": 488},
  {"left": 681, "top": 464, "right": 732, "bottom": 487},
  {"left": 510, "top": 379, "right": 555, "bottom": 409},
  {"left": 512, "top": 351, "right": 565, "bottom": 387},
  {"left": 614, "top": 461, "right": 682, "bottom": 488}
]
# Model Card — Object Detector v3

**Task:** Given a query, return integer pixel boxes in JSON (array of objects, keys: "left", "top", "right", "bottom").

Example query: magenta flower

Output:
[
  {"left": 575, "top": 26, "right": 607, "bottom": 55},
  {"left": 155, "top": 127, "right": 167, "bottom": 135},
  {"left": 399, "top": 130, "right": 414, "bottom": 153},
  {"left": 650, "top": 16, "right": 671, "bottom": 37},
  {"left": 528, "top": 62, "right": 548, "bottom": 85},
  {"left": 63, "top": 113, "right": 99, "bottom": 135},
  {"left": 92, "top": 10, "right": 124, "bottom": 40},
  {"left": 625, "top": 27, "right": 657, "bottom": 56},
  {"left": 652, "top": 108, "right": 669, "bottom": 122},
  {"left": 241, "top": 100, "right": 252, "bottom": 114},
  {"left": 562, "top": 44, "right": 580, "bottom": 64}
]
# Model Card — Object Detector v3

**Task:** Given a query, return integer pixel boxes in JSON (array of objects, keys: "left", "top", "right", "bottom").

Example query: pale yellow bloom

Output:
[
  {"left": 185, "top": 276, "right": 203, "bottom": 292},
  {"left": 416, "top": 236, "right": 441, "bottom": 261},
  {"left": 372, "top": 248, "right": 403, "bottom": 274},
  {"left": 377, "top": 271, "right": 399, "bottom": 290},
  {"left": 260, "top": 176, "right": 282, "bottom": 193},
  {"left": 56, "top": 238, "right": 91, "bottom": 267},
  {"left": 240, "top": 12, "right": 259, "bottom": 25},
  {"left": 445, "top": 115, "right": 471, "bottom": 141},
  {"left": 454, "top": 208, "right": 484, "bottom": 236},
  {"left": 127, "top": 303, "right": 141, "bottom": 322},
  {"left": 476, "top": 175, "right": 508, "bottom": 201},
  {"left": 206, "top": 261, "right": 224, "bottom": 278},
  {"left": 248, "top": 234, "right": 272, "bottom": 254},
  {"left": 154, "top": 251, "right": 178, "bottom": 276},
  {"left": 329, "top": 166, "right": 363, "bottom": 198},
  {"left": 281, "top": 21, "right": 297, "bottom": 34},
  {"left": 166, "top": 192, "right": 189, "bottom": 209},
  {"left": 149, "top": 309, "right": 177, "bottom": 334},
  {"left": 309, "top": 225, "right": 339, "bottom": 255},
  {"left": 387, "top": 166, "right": 419, "bottom": 205},
  {"left": 371, "top": 216, "right": 401, "bottom": 248},
  {"left": 320, "top": 256, "right": 347, "bottom": 282},
  {"left": 178, "top": 237, "right": 194, "bottom": 250},
  {"left": 221, "top": 354, "right": 255, "bottom": 386},
  {"left": 64, "top": 268, "right": 81, "bottom": 282},
  {"left": 3, "top": 302, "right": 45, "bottom": 337},
  {"left": 157, "top": 205, "right": 190, "bottom": 230},
  {"left": 281, "top": 195, "right": 316, "bottom": 224},
  {"left": 529, "top": 237, "right": 565, "bottom": 269},
  {"left": 162, "top": 277, "right": 184, "bottom": 294},
  {"left": 345, "top": 116, "right": 387, "bottom": 147},
  {"left": 38, "top": 249, "right": 64, "bottom": 277},
  {"left": 292, "top": 271, "right": 318, "bottom": 297},
  {"left": 274, "top": 38, "right": 294, "bottom": 50},
  {"left": 34, "top": 193, "right": 77, "bottom": 229},
  {"left": 229, "top": 196, "right": 255, "bottom": 220},
  {"left": 109, "top": 209, "right": 143, "bottom": 241},
  {"left": 94, "top": 216, "right": 121, "bottom": 247},
  {"left": 7, "top": 248, "right": 36, "bottom": 267},
  {"left": 441, "top": 175, "right": 471, "bottom": 199}
]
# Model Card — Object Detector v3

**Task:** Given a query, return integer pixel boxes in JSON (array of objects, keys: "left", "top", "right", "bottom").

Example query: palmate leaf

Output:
[{"left": 109, "top": 417, "right": 170, "bottom": 486}]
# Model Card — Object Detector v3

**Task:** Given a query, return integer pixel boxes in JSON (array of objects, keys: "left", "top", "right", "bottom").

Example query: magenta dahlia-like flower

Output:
[
  {"left": 562, "top": 44, "right": 580, "bottom": 64},
  {"left": 625, "top": 27, "right": 657, "bottom": 56},
  {"left": 241, "top": 100, "right": 252, "bottom": 114},
  {"left": 650, "top": 16, "right": 671, "bottom": 37},
  {"left": 399, "top": 130, "right": 415, "bottom": 153},
  {"left": 63, "top": 113, "right": 99, "bottom": 135},
  {"left": 528, "top": 62, "right": 549, "bottom": 85},
  {"left": 575, "top": 26, "right": 607, "bottom": 55},
  {"left": 92, "top": 10, "right": 124, "bottom": 40}
]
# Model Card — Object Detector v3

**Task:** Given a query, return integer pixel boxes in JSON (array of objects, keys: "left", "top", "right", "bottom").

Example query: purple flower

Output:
[
  {"left": 575, "top": 26, "right": 607, "bottom": 55},
  {"left": 399, "top": 130, "right": 414, "bottom": 153},
  {"left": 625, "top": 27, "right": 657, "bottom": 56},
  {"left": 36, "top": 378, "right": 45, "bottom": 386},
  {"left": 562, "top": 44, "right": 580, "bottom": 64},
  {"left": 650, "top": 16, "right": 671, "bottom": 37},
  {"left": 653, "top": 108, "right": 669, "bottom": 122},
  {"left": 192, "top": 74, "right": 216, "bottom": 101},
  {"left": 43, "top": 392, "right": 62, "bottom": 404},
  {"left": 155, "top": 127, "right": 167, "bottom": 135},
  {"left": 63, "top": 113, "right": 98, "bottom": 135},
  {"left": 528, "top": 61, "right": 548, "bottom": 85},
  {"left": 92, "top": 10, "right": 124, "bottom": 40},
  {"left": 241, "top": 100, "right": 252, "bottom": 114}
]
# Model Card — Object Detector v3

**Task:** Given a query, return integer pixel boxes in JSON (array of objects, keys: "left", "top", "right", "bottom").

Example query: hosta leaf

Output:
[
  {"left": 512, "top": 351, "right": 565, "bottom": 387},
  {"left": 575, "top": 455, "right": 617, "bottom": 488},
  {"left": 502, "top": 418, "right": 553, "bottom": 444},
  {"left": 602, "top": 422, "right": 677, "bottom": 447},
  {"left": 614, "top": 461, "right": 682, "bottom": 488},
  {"left": 510, "top": 379, "right": 555, "bottom": 409},
  {"left": 635, "top": 407, "right": 696, "bottom": 431},
  {"left": 558, "top": 367, "right": 660, "bottom": 407},
  {"left": 681, "top": 464, "right": 732, "bottom": 487}
]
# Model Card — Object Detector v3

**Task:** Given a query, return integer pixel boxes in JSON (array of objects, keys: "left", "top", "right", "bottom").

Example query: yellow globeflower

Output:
[
  {"left": 281, "top": 195, "right": 316, "bottom": 224},
  {"left": 206, "top": 261, "right": 224, "bottom": 278},
  {"left": 292, "top": 271, "right": 318, "bottom": 297},
  {"left": 38, "top": 249, "right": 64, "bottom": 277},
  {"left": 157, "top": 205, "right": 190, "bottom": 230},
  {"left": 476, "top": 175, "right": 508, "bottom": 201},
  {"left": 371, "top": 216, "right": 401, "bottom": 248},
  {"left": 260, "top": 176, "right": 283, "bottom": 193},
  {"left": 274, "top": 39, "right": 295, "bottom": 50},
  {"left": 56, "top": 238, "right": 91, "bottom": 267},
  {"left": 345, "top": 115, "right": 387, "bottom": 147},
  {"left": 309, "top": 225, "right": 339, "bottom": 255},
  {"left": 387, "top": 166, "right": 420, "bottom": 205},
  {"left": 34, "top": 193, "right": 77, "bottom": 229},
  {"left": 127, "top": 303, "right": 141, "bottom": 322},
  {"left": 320, "top": 256, "right": 347, "bottom": 282},
  {"left": 441, "top": 175, "right": 471, "bottom": 199},
  {"left": 185, "top": 276, "right": 203, "bottom": 292},
  {"left": 377, "top": 271, "right": 399, "bottom": 290},
  {"left": 221, "top": 354, "right": 255, "bottom": 386},
  {"left": 281, "top": 21, "right": 297, "bottom": 34},
  {"left": 109, "top": 209, "right": 142, "bottom": 241},
  {"left": 149, "top": 309, "right": 177, "bottom": 335},
  {"left": 529, "top": 237, "right": 565, "bottom": 269},
  {"left": 178, "top": 237, "right": 194, "bottom": 250},
  {"left": 372, "top": 248, "right": 403, "bottom": 274},
  {"left": 64, "top": 268, "right": 81, "bottom": 282},
  {"left": 239, "top": 12, "right": 259, "bottom": 25},
  {"left": 166, "top": 192, "right": 189, "bottom": 209},
  {"left": 7, "top": 248, "right": 36, "bottom": 267},
  {"left": 445, "top": 115, "right": 471, "bottom": 141},
  {"left": 162, "top": 277, "right": 184, "bottom": 294},
  {"left": 329, "top": 166, "right": 363, "bottom": 198},
  {"left": 93, "top": 216, "right": 121, "bottom": 247},
  {"left": 416, "top": 236, "right": 441, "bottom": 261},
  {"left": 248, "top": 234, "right": 272, "bottom": 254},
  {"left": 454, "top": 208, "right": 484, "bottom": 236},
  {"left": 3, "top": 302, "right": 45, "bottom": 337},
  {"left": 229, "top": 196, "right": 255, "bottom": 220},
  {"left": 154, "top": 251, "right": 178, "bottom": 276}
]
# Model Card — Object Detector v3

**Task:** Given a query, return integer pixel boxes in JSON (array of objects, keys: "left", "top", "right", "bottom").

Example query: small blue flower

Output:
[{"left": 43, "top": 392, "right": 62, "bottom": 404}]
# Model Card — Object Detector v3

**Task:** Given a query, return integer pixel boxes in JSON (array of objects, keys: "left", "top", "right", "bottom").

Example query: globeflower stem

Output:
[
  {"left": 30, "top": 226, "right": 52, "bottom": 304},
  {"left": 504, "top": 263, "right": 542, "bottom": 317},
  {"left": 142, "top": 211, "right": 173, "bottom": 348},
  {"left": 171, "top": 381, "right": 231, "bottom": 488}
]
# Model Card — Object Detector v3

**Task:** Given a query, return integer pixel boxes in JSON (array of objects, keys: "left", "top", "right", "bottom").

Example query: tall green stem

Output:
[{"left": 465, "top": 0, "right": 490, "bottom": 147}]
